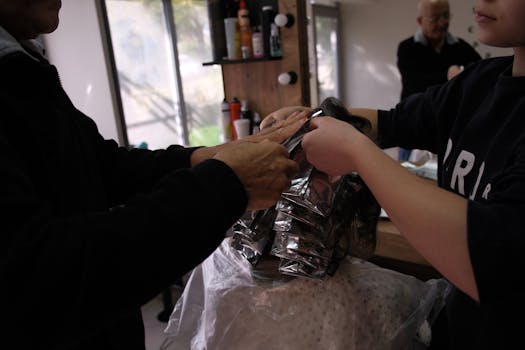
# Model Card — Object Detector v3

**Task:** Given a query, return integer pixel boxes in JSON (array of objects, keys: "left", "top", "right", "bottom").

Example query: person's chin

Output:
[{"left": 39, "top": 16, "right": 60, "bottom": 35}]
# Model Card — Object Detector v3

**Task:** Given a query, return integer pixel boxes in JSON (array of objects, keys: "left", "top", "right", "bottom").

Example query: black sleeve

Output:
[
  {"left": 378, "top": 66, "right": 471, "bottom": 153},
  {"left": 1, "top": 121, "right": 247, "bottom": 346},
  {"left": 76, "top": 112, "right": 200, "bottom": 207},
  {"left": 378, "top": 91, "right": 441, "bottom": 152}
]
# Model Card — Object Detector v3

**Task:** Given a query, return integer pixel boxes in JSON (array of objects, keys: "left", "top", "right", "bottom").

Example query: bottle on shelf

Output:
[
  {"left": 251, "top": 26, "right": 264, "bottom": 58},
  {"left": 238, "top": 0, "right": 252, "bottom": 59},
  {"left": 221, "top": 98, "right": 232, "bottom": 142},
  {"left": 261, "top": 5, "right": 275, "bottom": 58},
  {"left": 224, "top": 17, "right": 240, "bottom": 60},
  {"left": 229, "top": 97, "right": 241, "bottom": 140},
  {"left": 240, "top": 99, "right": 253, "bottom": 133},
  {"left": 270, "top": 23, "right": 282, "bottom": 57}
]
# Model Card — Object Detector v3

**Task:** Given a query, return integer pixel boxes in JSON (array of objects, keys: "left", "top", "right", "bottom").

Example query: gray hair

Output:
[{"left": 417, "top": 0, "right": 449, "bottom": 16}]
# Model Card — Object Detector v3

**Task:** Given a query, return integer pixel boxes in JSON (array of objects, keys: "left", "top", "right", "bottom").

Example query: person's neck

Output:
[{"left": 513, "top": 48, "right": 525, "bottom": 77}]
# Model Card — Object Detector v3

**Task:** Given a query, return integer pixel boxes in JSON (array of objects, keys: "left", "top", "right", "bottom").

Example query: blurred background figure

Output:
[{"left": 396, "top": 0, "right": 481, "bottom": 161}]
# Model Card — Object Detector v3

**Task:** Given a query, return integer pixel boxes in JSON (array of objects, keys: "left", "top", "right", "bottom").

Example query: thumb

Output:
[{"left": 307, "top": 117, "right": 321, "bottom": 131}]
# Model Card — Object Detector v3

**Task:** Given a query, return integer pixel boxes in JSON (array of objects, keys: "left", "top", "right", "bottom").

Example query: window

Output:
[
  {"left": 101, "top": 0, "right": 223, "bottom": 149},
  {"left": 311, "top": 3, "right": 341, "bottom": 103}
]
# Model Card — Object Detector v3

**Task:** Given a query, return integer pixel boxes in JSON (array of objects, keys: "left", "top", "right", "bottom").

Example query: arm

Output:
[
  {"left": 191, "top": 109, "right": 309, "bottom": 166},
  {"left": 94, "top": 109, "right": 307, "bottom": 205},
  {"left": 301, "top": 117, "right": 478, "bottom": 300},
  {"left": 2, "top": 111, "right": 301, "bottom": 348}
]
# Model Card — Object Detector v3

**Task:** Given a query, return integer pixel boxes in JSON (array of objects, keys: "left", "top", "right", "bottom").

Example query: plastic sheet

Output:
[{"left": 161, "top": 239, "right": 452, "bottom": 350}]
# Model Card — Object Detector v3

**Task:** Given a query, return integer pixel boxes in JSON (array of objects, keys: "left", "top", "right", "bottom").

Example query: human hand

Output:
[
  {"left": 213, "top": 140, "right": 299, "bottom": 210},
  {"left": 249, "top": 109, "right": 309, "bottom": 144},
  {"left": 447, "top": 65, "right": 464, "bottom": 80},
  {"left": 302, "top": 117, "right": 368, "bottom": 176},
  {"left": 190, "top": 110, "right": 308, "bottom": 166},
  {"left": 260, "top": 106, "right": 311, "bottom": 130}
]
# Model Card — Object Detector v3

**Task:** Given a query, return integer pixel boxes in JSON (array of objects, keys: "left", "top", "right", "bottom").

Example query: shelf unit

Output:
[{"left": 206, "top": 0, "right": 309, "bottom": 118}]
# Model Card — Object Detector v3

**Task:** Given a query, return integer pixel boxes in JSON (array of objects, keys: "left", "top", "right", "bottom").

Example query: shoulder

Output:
[
  {"left": 398, "top": 36, "right": 415, "bottom": 48},
  {"left": 454, "top": 37, "right": 480, "bottom": 52},
  {"left": 464, "top": 56, "right": 512, "bottom": 76},
  {"left": 0, "top": 52, "right": 45, "bottom": 87},
  {"left": 397, "top": 36, "right": 419, "bottom": 54}
]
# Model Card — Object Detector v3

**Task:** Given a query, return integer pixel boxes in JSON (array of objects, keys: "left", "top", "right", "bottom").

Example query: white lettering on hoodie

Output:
[{"left": 445, "top": 138, "right": 491, "bottom": 200}]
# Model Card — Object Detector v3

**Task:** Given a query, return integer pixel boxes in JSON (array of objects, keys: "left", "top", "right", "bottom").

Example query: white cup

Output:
[
  {"left": 233, "top": 119, "right": 251, "bottom": 139},
  {"left": 224, "top": 18, "right": 239, "bottom": 60}
]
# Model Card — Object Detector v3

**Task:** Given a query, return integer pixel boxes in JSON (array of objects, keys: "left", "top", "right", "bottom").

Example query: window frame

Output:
[
  {"left": 310, "top": 2, "right": 342, "bottom": 104},
  {"left": 97, "top": 0, "right": 206, "bottom": 147}
]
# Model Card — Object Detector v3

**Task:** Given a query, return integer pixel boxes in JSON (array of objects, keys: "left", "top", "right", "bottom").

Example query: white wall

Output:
[
  {"left": 340, "top": 0, "right": 513, "bottom": 109},
  {"left": 43, "top": 0, "right": 120, "bottom": 142}
]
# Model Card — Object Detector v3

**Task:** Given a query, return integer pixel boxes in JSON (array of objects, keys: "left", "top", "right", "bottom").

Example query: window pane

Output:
[
  {"left": 171, "top": 0, "right": 223, "bottom": 147},
  {"left": 106, "top": 0, "right": 184, "bottom": 149},
  {"left": 315, "top": 16, "right": 338, "bottom": 101}
]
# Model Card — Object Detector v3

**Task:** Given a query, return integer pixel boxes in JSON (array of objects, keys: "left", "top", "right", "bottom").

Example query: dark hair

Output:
[{"left": 317, "top": 97, "right": 372, "bottom": 135}]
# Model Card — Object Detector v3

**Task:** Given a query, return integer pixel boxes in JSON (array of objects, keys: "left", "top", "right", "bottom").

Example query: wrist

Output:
[
  {"left": 190, "top": 145, "right": 219, "bottom": 166},
  {"left": 351, "top": 135, "right": 377, "bottom": 175}
]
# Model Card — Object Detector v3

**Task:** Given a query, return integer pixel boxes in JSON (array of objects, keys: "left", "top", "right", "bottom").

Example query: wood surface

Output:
[{"left": 374, "top": 219, "right": 430, "bottom": 266}]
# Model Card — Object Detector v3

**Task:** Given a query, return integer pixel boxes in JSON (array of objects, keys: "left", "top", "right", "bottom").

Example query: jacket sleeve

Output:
[
  {"left": 0, "top": 122, "right": 247, "bottom": 347},
  {"left": 79, "top": 113, "right": 201, "bottom": 207}
]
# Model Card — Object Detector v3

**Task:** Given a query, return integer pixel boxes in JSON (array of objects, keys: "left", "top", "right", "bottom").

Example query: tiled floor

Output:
[{"left": 142, "top": 286, "right": 183, "bottom": 350}]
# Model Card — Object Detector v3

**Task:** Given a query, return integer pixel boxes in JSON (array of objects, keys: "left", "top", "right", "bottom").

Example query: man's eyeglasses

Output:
[{"left": 423, "top": 13, "right": 451, "bottom": 23}]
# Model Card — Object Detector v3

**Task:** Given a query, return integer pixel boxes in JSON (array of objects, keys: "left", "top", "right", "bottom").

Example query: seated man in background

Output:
[
  {"left": 0, "top": 1, "right": 307, "bottom": 349},
  {"left": 396, "top": 0, "right": 481, "bottom": 161}
]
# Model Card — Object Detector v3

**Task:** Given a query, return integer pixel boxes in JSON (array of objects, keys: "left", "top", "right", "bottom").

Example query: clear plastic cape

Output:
[{"left": 161, "top": 98, "right": 452, "bottom": 349}]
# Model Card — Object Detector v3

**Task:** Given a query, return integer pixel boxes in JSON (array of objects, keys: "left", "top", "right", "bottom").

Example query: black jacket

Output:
[
  {"left": 397, "top": 34, "right": 481, "bottom": 100},
  {"left": 0, "top": 51, "right": 247, "bottom": 349}
]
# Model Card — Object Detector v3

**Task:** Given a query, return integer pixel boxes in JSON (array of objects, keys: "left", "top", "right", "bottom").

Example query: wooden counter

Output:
[
  {"left": 372, "top": 219, "right": 441, "bottom": 280},
  {"left": 374, "top": 219, "right": 429, "bottom": 265}
]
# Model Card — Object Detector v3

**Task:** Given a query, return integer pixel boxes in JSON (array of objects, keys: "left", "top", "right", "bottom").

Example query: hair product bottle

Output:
[
  {"left": 238, "top": 0, "right": 252, "bottom": 58},
  {"left": 261, "top": 5, "right": 275, "bottom": 58},
  {"left": 229, "top": 97, "right": 241, "bottom": 140},
  {"left": 251, "top": 26, "right": 263, "bottom": 58},
  {"left": 221, "top": 98, "right": 232, "bottom": 142},
  {"left": 270, "top": 23, "right": 282, "bottom": 57}
]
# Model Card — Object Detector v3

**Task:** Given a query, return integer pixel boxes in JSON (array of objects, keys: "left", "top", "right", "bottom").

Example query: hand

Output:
[
  {"left": 213, "top": 140, "right": 299, "bottom": 210},
  {"left": 191, "top": 110, "right": 308, "bottom": 166},
  {"left": 249, "top": 109, "right": 309, "bottom": 143},
  {"left": 447, "top": 65, "right": 464, "bottom": 80},
  {"left": 260, "top": 106, "right": 311, "bottom": 130},
  {"left": 302, "top": 117, "right": 368, "bottom": 176}
]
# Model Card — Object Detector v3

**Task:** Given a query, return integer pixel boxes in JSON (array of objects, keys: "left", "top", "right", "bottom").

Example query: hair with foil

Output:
[{"left": 230, "top": 97, "right": 380, "bottom": 280}]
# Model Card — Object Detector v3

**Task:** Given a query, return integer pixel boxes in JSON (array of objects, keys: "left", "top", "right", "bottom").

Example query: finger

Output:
[
  {"left": 283, "top": 110, "right": 309, "bottom": 127},
  {"left": 260, "top": 116, "right": 276, "bottom": 130},
  {"left": 275, "top": 143, "right": 291, "bottom": 158},
  {"left": 283, "top": 159, "right": 299, "bottom": 178},
  {"left": 307, "top": 117, "right": 322, "bottom": 130}
]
